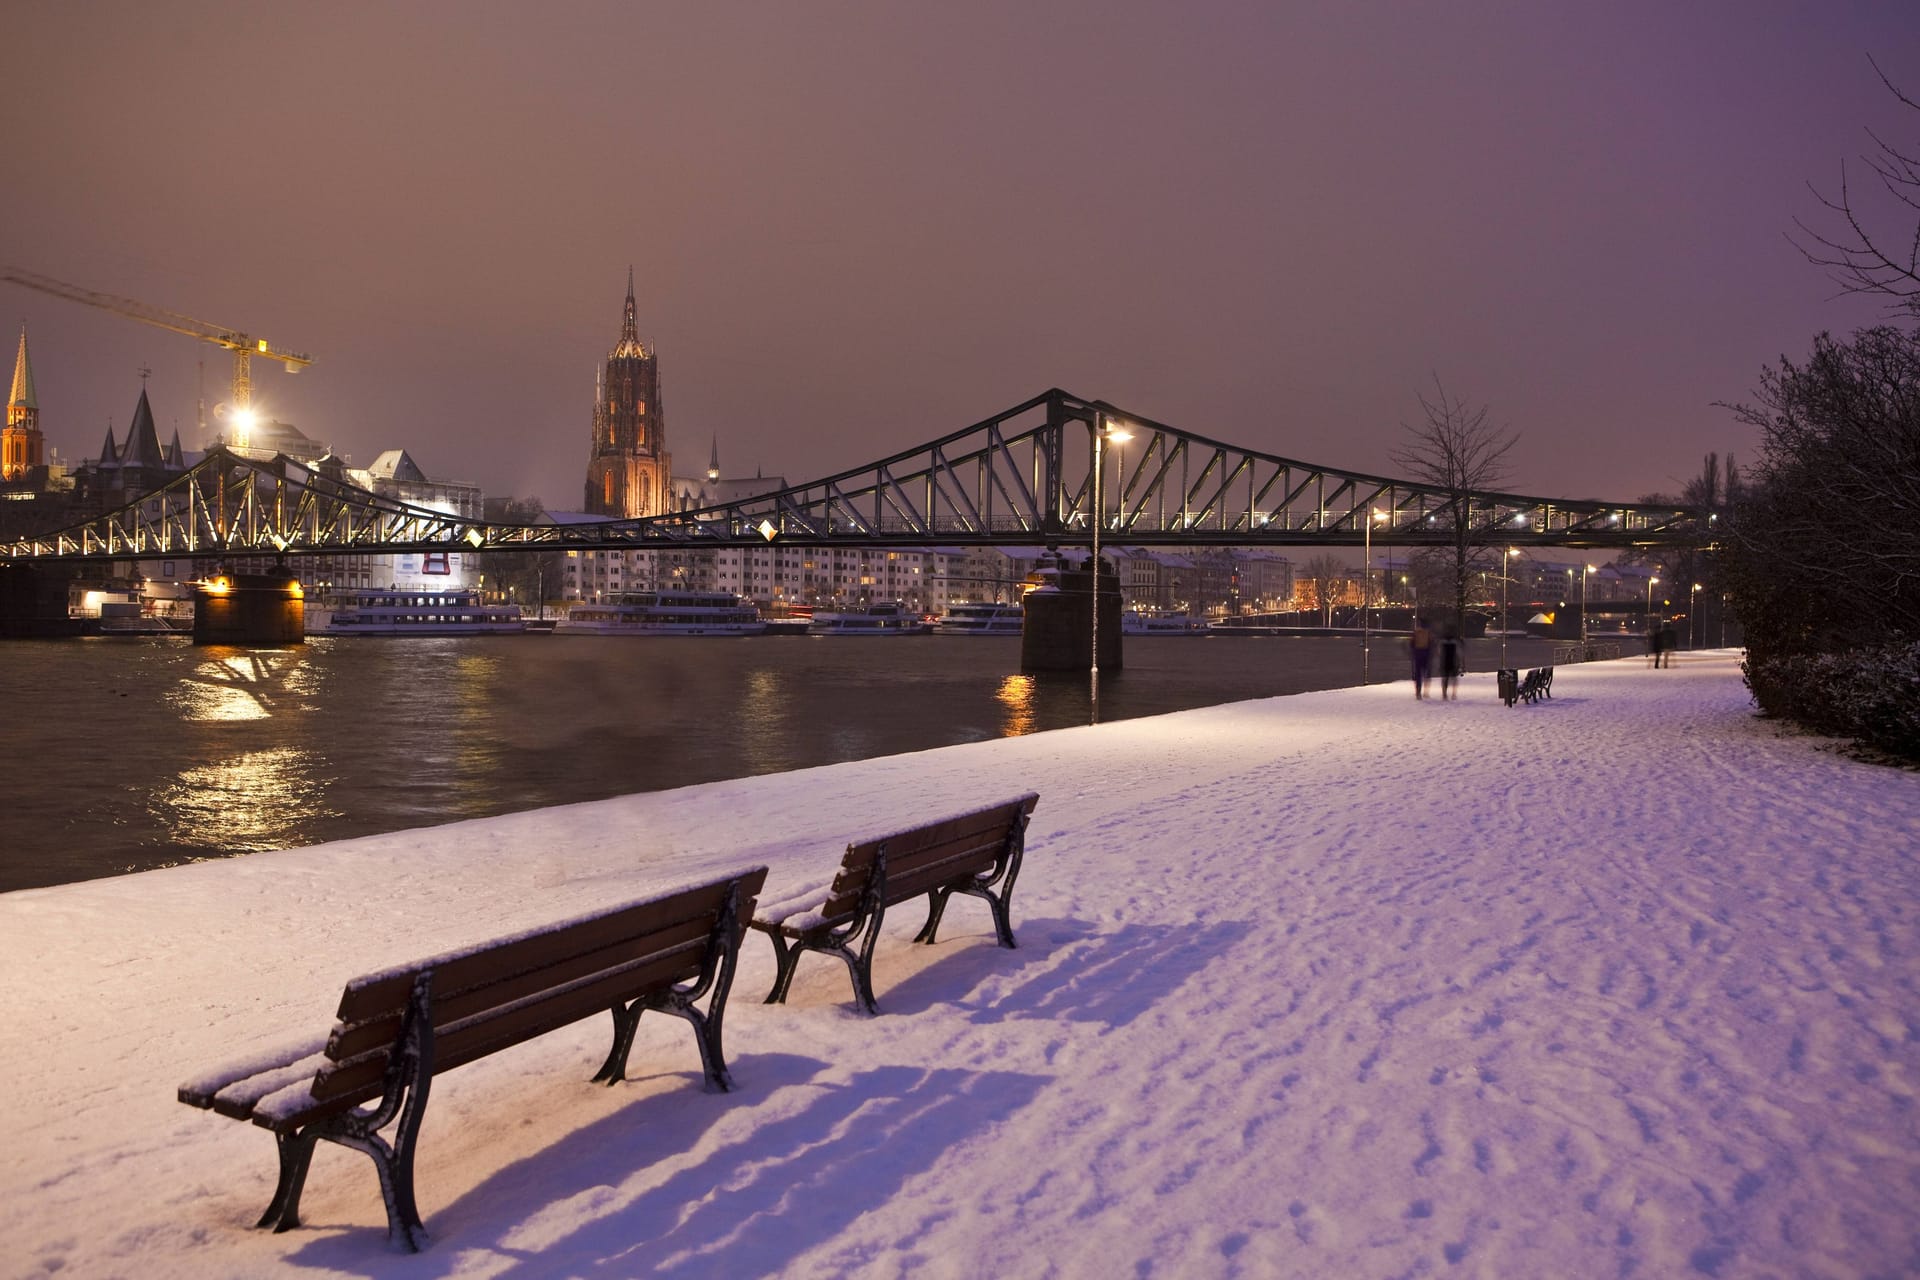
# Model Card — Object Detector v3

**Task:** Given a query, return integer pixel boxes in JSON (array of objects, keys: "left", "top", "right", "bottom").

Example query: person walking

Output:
[
  {"left": 1658, "top": 621, "right": 1677, "bottom": 667},
  {"left": 1648, "top": 619, "right": 1664, "bottom": 668},
  {"left": 1438, "top": 624, "right": 1464, "bottom": 700},
  {"left": 1409, "top": 616, "right": 1434, "bottom": 699}
]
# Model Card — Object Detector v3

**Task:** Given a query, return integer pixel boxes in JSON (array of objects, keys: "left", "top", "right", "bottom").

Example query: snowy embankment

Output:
[{"left": 3, "top": 652, "right": 1916, "bottom": 1280}]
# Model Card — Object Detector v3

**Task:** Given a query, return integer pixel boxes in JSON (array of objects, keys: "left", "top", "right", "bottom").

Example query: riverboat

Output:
[
  {"left": 316, "top": 588, "right": 528, "bottom": 636},
  {"left": 557, "top": 589, "right": 767, "bottom": 636},
  {"left": 808, "top": 602, "right": 934, "bottom": 636},
  {"left": 1122, "top": 610, "right": 1211, "bottom": 636},
  {"left": 935, "top": 601, "right": 1024, "bottom": 635}
]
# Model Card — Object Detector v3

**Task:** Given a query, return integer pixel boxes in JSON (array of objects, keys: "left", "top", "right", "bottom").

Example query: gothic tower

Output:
[
  {"left": 2, "top": 325, "right": 45, "bottom": 481},
  {"left": 584, "top": 270, "right": 672, "bottom": 517}
]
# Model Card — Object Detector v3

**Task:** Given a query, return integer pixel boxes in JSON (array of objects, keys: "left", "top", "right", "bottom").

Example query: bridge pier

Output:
[
  {"left": 0, "top": 564, "right": 86, "bottom": 638},
  {"left": 193, "top": 568, "right": 306, "bottom": 646},
  {"left": 1021, "top": 553, "right": 1122, "bottom": 673}
]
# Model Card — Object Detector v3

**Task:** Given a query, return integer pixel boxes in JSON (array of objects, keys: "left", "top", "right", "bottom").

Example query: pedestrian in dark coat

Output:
[{"left": 1438, "top": 625, "right": 1464, "bottom": 700}]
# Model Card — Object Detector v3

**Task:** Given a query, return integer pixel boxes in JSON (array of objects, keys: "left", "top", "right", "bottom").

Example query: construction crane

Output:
[{"left": 0, "top": 264, "right": 312, "bottom": 450}]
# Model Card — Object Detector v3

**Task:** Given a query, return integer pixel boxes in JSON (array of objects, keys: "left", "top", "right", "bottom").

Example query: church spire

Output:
[
  {"left": 3, "top": 324, "right": 45, "bottom": 480},
  {"left": 707, "top": 437, "right": 720, "bottom": 482},
  {"left": 609, "top": 266, "right": 647, "bottom": 360},
  {"left": 8, "top": 325, "right": 35, "bottom": 414}
]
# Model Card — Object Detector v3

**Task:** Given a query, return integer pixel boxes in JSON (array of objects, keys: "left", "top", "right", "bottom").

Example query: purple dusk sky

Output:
[{"left": 2, "top": 2, "right": 1915, "bottom": 511}]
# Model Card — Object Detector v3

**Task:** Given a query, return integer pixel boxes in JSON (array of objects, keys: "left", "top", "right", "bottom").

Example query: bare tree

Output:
[
  {"left": 1390, "top": 376, "right": 1519, "bottom": 632},
  {"left": 1300, "top": 553, "right": 1348, "bottom": 626},
  {"left": 1790, "top": 57, "right": 1920, "bottom": 314},
  {"left": 1724, "top": 325, "right": 1920, "bottom": 656},
  {"left": 479, "top": 495, "right": 567, "bottom": 615}
]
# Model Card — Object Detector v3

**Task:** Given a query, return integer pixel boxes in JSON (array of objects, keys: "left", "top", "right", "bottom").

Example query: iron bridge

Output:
[{"left": 1, "top": 389, "right": 1709, "bottom": 564}]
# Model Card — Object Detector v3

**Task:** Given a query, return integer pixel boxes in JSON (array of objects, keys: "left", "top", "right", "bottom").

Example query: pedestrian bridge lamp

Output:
[{"left": 1090, "top": 417, "right": 1131, "bottom": 723}]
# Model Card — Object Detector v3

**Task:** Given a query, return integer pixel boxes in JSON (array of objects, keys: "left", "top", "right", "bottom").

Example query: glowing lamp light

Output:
[
  {"left": 203, "top": 576, "right": 230, "bottom": 595},
  {"left": 464, "top": 528, "right": 486, "bottom": 548},
  {"left": 758, "top": 519, "right": 778, "bottom": 541}
]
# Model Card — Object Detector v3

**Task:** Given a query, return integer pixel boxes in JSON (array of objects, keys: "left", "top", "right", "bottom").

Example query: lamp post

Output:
[
  {"left": 1361, "top": 507, "right": 1386, "bottom": 684},
  {"left": 1500, "top": 547, "right": 1513, "bottom": 672},
  {"left": 1581, "top": 564, "right": 1596, "bottom": 645},
  {"left": 1690, "top": 582, "right": 1700, "bottom": 650},
  {"left": 1090, "top": 417, "right": 1130, "bottom": 722},
  {"left": 1645, "top": 575, "right": 1660, "bottom": 653}
]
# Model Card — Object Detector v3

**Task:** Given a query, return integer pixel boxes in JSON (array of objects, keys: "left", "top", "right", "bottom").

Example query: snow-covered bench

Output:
[
  {"left": 176, "top": 867, "right": 768, "bottom": 1252},
  {"left": 750, "top": 793, "right": 1039, "bottom": 1015}
]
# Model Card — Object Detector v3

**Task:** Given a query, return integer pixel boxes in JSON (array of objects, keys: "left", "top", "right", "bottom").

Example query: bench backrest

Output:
[
  {"left": 816, "top": 794, "right": 1038, "bottom": 923},
  {"left": 311, "top": 867, "right": 767, "bottom": 1103}
]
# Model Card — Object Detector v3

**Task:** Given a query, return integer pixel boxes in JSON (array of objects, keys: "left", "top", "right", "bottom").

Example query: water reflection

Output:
[
  {"left": 996, "top": 674, "right": 1036, "bottom": 737},
  {"left": 452, "top": 652, "right": 505, "bottom": 808},
  {"left": 151, "top": 746, "right": 340, "bottom": 853},
  {"left": 166, "top": 648, "right": 318, "bottom": 722}
]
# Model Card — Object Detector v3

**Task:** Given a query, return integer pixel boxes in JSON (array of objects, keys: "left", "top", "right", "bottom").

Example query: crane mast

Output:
[{"left": 0, "top": 264, "right": 312, "bottom": 450}]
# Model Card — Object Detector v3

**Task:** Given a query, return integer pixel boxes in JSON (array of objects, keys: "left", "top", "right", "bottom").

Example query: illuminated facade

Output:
[
  {"left": 583, "top": 270, "right": 672, "bottom": 518},
  {"left": 3, "top": 325, "right": 45, "bottom": 481}
]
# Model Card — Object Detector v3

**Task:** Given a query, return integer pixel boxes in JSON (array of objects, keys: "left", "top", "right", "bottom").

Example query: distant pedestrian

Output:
[
  {"left": 1648, "top": 621, "right": 1664, "bottom": 668},
  {"left": 1409, "top": 617, "right": 1434, "bottom": 698},
  {"left": 1438, "top": 624, "right": 1464, "bottom": 700},
  {"left": 1658, "top": 622, "right": 1677, "bottom": 667}
]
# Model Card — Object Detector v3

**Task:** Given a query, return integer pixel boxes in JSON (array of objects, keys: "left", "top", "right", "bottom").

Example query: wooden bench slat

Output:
[
  {"left": 325, "top": 917, "right": 718, "bottom": 1061},
  {"left": 310, "top": 939, "right": 724, "bottom": 1102},
  {"left": 335, "top": 881, "right": 745, "bottom": 1024}
]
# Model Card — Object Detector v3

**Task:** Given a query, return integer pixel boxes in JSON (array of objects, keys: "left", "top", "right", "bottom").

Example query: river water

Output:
[{"left": 0, "top": 632, "right": 1557, "bottom": 893}]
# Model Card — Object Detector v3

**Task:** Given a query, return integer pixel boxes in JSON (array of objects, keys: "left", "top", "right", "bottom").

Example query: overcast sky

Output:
[{"left": 3, "top": 2, "right": 1915, "bottom": 510}]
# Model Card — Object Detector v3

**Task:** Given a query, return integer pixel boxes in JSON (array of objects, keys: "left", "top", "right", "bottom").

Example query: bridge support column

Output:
[
  {"left": 1021, "top": 554, "right": 1122, "bottom": 673},
  {"left": 193, "top": 568, "right": 305, "bottom": 646}
]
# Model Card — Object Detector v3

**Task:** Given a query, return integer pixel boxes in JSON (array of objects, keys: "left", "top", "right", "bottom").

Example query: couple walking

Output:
[{"left": 1410, "top": 618, "right": 1462, "bottom": 700}]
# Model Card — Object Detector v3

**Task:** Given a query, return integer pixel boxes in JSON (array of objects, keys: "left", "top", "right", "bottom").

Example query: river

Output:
[{"left": 0, "top": 631, "right": 1559, "bottom": 892}]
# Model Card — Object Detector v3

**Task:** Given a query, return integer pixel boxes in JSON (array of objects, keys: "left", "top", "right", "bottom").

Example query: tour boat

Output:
[
  {"left": 935, "top": 601, "right": 1024, "bottom": 635},
  {"left": 807, "top": 602, "right": 934, "bottom": 636},
  {"left": 557, "top": 589, "right": 767, "bottom": 636},
  {"left": 315, "top": 588, "right": 528, "bottom": 636},
  {"left": 1121, "top": 610, "right": 1211, "bottom": 636}
]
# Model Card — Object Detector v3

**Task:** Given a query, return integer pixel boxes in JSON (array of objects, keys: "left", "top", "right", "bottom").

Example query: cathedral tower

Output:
[
  {"left": 584, "top": 270, "right": 672, "bottom": 517},
  {"left": 2, "top": 325, "right": 45, "bottom": 481}
]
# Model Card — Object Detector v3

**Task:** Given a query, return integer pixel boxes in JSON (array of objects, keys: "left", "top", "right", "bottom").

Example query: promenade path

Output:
[{"left": 3, "top": 652, "right": 1915, "bottom": 1279}]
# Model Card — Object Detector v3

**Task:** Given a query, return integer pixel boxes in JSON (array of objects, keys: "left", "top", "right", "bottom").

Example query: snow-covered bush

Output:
[{"left": 1746, "top": 641, "right": 1920, "bottom": 760}]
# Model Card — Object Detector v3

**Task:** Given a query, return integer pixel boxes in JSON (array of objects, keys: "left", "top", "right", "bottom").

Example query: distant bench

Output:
[
  {"left": 750, "top": 793, "right": 1039, "bottom": 1014},
  {"left": 1499, "top": 666, "right": 1554, "bottom": 707},
  {"left": 177, "top": 868, "right": 767, "bottom": 1252}
]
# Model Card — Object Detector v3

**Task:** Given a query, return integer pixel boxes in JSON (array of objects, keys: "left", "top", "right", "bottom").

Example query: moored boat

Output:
[
  {"left": 935, "top": 601, "right": 1024, "bottom": 635},
  {"left": 316, "top": 588, "right": 528, "bottom": 636},
  {"left": 808, "top": 602, "right": 934, "bottom": 636},
  {"left": 557, "top": 589, "right": 767, "bottom": 636},
  {"left": 1121, "top": 610, "right": 1211, "bottom": 636}
]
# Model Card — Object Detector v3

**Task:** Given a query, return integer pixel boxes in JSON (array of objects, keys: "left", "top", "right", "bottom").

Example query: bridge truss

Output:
[{"left": 1, "top": 389, "right": 1707, "bottom": 565}]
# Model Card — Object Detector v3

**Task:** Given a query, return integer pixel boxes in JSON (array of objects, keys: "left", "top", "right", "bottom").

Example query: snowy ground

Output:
[{"left": 3, "top": 651, "right": 1917, "bottom": 1280}]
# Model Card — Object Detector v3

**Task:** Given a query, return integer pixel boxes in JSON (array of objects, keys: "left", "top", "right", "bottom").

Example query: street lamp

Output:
[
  {"left": 1361, "top": 507, "right": 1387, "bottom": 685},
  {"left": 1090, "top": 416, "right": 1131, "bottom": 722},
  {"left": 1582, "top": 564, "right": 1596, "bottom": 645},
  {"left": 1645, "top": 575, "right": 1660, "bottom": 654},
  {"left": 1501, "top": 547, "right": 1515, "bottom": 672}
]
